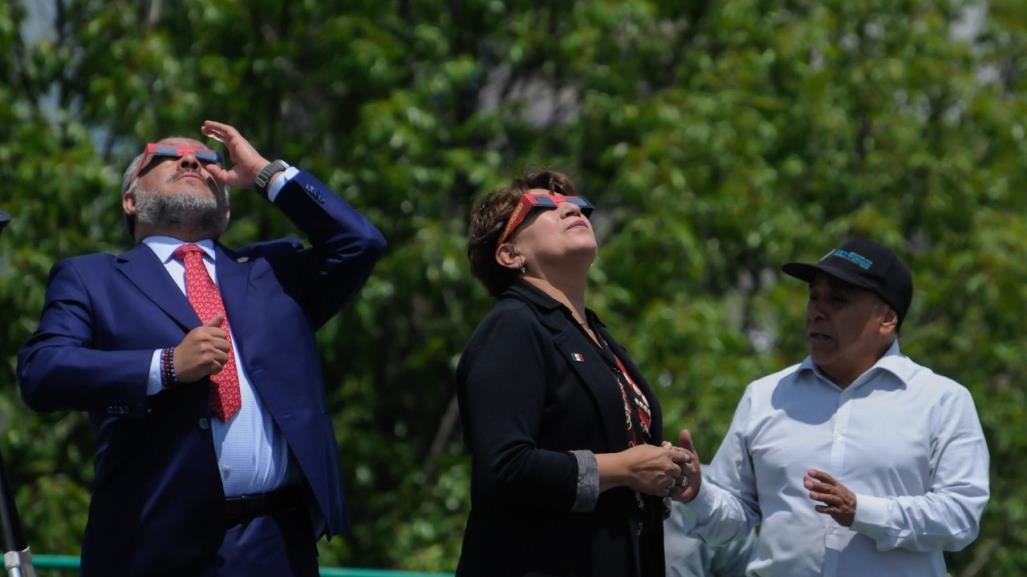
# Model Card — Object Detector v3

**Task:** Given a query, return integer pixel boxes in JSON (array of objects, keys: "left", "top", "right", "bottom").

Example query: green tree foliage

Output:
[{"left": 1, "top": 0, "right": 1025, "bottom": 573}]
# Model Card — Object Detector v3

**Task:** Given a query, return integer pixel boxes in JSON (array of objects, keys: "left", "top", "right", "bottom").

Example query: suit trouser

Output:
[{"left": 213, "top": 501, "right": 320, "bottom": 577}]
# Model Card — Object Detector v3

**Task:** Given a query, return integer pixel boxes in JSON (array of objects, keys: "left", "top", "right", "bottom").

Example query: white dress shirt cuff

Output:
[
  {"left": 570, "top": 450, "right": 599, "bottom": 512},
  {"left": 851, "top": 493, "right": 893, "bottom": 539},
  {"left": 146, "top": 349, "right": 164, "bottom": 395},
  {"left": 267, "top": 166, "right": 300, "bottom": 202},
  {"left": 677, "top": 477, "right": 718, "bottom": 522}
]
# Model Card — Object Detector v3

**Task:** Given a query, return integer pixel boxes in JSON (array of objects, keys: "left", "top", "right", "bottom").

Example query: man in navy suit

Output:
[{"left": 18, "top": 121, "right": 386, "bottom": 577}]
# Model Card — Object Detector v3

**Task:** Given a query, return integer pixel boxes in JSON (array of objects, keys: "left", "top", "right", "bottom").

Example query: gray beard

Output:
[{"left": 134, "top": 184, "right": 229, "bottom": 239}]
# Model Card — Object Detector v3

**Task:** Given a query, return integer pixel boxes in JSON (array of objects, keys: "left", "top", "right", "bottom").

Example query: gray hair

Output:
[
  {"left": 122, "top": 152, "right": 145, "bottom": 237},
  {"left": 122, "top": 152, "right": 146, "bottom": 195}
]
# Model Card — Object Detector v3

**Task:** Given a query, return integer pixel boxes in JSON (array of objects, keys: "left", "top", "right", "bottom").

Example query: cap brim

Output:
[{"left": 781, "top": 261, "right": 878, "bottom": 292}]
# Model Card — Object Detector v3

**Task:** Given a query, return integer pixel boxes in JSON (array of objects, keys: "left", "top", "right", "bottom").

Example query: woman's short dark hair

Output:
[{"left": 467, "top": 170, "right": 577, "bottom": 298}]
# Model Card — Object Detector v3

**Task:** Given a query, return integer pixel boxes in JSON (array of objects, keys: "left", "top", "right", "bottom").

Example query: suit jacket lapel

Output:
[
  {"left": 115, "top": 243, "right": 199, "bottom": 330},
  {"left": 505, "top": 283, "right": 631, "bottom": 450},
  {"left": 550, "top": 326, "right": 631, "bottom": 450}
]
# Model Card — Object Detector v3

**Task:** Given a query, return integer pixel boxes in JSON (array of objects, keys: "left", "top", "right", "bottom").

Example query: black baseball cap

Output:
[{"left": 782, "top": 238, "right": 913, "bottom": 326}]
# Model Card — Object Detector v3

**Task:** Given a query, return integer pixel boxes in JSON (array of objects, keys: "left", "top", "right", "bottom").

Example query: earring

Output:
[{"left": 520, "top": 262, "right": 527, "bottom": 275}]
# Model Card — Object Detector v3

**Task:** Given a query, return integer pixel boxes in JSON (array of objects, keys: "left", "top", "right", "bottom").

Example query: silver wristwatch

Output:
[{"left": 254, "top": 159, "right": 290, "bottom": 197}]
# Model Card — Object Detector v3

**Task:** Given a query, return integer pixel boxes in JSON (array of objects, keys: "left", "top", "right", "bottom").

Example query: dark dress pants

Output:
[{"left": 214, "top": 502, "right": 320, "bottom": 577}]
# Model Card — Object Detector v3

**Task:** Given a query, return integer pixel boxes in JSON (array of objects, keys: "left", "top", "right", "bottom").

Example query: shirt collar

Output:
[
  {"left": 798, "top": 340, "right": 914, "bottom": 389},
  {"left": 142, "top": 236, "right": 217, "bottom": 264},
  {"left": 502, "top": 280, "right": 606, "bottom": 328},
  {"left": 502, "top": 280, "right": 562, "bottom": 311}
]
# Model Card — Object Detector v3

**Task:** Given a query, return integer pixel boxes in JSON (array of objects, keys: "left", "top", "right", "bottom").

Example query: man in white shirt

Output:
[{"left": 670, "top": 239, "right": 990, "bottom": 577}]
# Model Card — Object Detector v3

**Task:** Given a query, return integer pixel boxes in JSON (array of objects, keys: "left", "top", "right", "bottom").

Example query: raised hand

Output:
[
  {"left": 671, "top": 428, "right": 702, "bottom": 502},
  {"left": 173, "top": 315, "right": 230, "bottom": 383},
  {"left": 200, "top": 120, "right": 270, "bottom": 189},
  {"left": 804, "top": 469, "right": 857, "bottom": 526}
]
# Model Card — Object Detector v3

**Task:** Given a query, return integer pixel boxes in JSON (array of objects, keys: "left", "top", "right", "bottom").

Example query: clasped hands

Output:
[
  {"left": 623, "top": 442, "right": 691, "bottom": 498},
  {"left": 604, "top": 430, "right": 700, "bottom": 499}
]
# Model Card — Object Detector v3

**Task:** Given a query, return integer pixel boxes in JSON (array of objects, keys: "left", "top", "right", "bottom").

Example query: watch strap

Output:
[{"left": 255, "top": 159, "right": 290, "bottom": 197}]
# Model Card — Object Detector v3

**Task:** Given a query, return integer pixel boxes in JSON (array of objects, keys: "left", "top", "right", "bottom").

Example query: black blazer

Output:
[{"left": 456, "top": 282, "right": 665, "bottom": 577}]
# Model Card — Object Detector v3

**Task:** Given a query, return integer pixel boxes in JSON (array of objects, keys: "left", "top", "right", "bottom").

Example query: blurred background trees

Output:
[{"left": 1, "top": 0, "right": 1025, "bottom": 573}]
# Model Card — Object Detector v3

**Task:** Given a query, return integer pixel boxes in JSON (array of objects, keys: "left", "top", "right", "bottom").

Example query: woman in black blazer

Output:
[{"left": 457, "top": 171, "right": 693, "bottom": 577}]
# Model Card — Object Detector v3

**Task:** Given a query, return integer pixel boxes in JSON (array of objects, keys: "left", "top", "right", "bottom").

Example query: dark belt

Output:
[{"left": 224, "top": 485, "right": 304, "bottom": 527}]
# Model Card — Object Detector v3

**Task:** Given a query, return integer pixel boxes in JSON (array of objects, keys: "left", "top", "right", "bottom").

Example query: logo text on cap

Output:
[{"left": 825, "top": 249, "right": 874, "bottom": 270}]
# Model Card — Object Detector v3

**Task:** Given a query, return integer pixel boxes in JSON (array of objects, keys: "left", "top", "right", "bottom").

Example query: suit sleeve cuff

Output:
[
  {"left": 146, "top": 349, "right": 164, "bottom": 395},
  {"left": 570, "top": 450, "right": 599, "bottom": 512},
  {"left": 267, "top": 166, "right": 300, "bottom": 202},
  {"left": 851, "top": 493, "right": 892, "bottom": 537}
]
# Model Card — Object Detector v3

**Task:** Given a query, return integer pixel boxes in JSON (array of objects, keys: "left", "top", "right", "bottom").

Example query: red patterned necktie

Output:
[{"left": 173, "top": 243, "right": 241, "bottom": 421}]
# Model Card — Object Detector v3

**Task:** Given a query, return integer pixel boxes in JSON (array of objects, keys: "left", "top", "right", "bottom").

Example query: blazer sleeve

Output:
[
  {"left": 264, "top": 170, "right": 387, "bottom": 329},
  {"left": 457, "top": 304, "right": 579, "bottom": 512},
  {"left": 18, "top": 259, "right": 152, "bottom": 415}
]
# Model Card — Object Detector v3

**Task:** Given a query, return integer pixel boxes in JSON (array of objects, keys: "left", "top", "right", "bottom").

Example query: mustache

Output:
[
  {"left": 167, "top": 168, "right": 221, "bottom": 190},
  {"left": 169, "top": 167, "right": 199, "bottom": 180}
]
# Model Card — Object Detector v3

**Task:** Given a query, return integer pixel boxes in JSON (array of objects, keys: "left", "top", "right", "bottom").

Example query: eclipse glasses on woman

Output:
[{"left": 498, "top": 193, "right": 595, "bottom": 245}]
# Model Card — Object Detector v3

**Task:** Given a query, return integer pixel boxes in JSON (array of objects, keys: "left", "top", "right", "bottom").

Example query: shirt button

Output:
[{"left": 198, "top": 418, "right": 210, "bottom": 430}]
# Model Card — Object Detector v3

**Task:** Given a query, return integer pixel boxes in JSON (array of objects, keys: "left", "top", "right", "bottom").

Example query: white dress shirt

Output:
[
  {"left": 143, "top": 170, "right": 299, "bottom": 497},
  {"left": 665, "top": 494, "right": 755, "bottom": 577},
  {"left": 678, "top": 342, "right": 990, "bottom": 577}
]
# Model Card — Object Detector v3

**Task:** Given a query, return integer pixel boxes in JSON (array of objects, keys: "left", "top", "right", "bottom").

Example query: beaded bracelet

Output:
[{"left": 160, "top": 347, "right": 178, "bottom": 389}]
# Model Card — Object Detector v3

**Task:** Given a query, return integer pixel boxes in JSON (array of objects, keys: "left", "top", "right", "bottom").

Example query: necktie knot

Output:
[{"left": 173, "top": 243, "right": 204, "bottom": 262}]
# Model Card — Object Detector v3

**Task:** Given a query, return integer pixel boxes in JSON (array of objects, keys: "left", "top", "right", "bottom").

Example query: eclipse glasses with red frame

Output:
[
  {"left": 498, "top": 193, "right": 595, "bottom": 244},
  {"left": 126, "top": 143, "right": 225, "bottom": 189}
]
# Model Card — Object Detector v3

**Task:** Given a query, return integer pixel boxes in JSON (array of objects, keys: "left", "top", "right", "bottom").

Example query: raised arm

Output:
[
  {"left": 204, "top": 120, "right": 386, "bottom": 328},
  {"left": 674, "top": 388, "right": 763, "bottom": 546}
]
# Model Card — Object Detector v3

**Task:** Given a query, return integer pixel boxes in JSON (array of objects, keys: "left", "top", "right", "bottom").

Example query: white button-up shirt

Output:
[{"left": 678, "top": 342, "right": 990, "bottom": 577}]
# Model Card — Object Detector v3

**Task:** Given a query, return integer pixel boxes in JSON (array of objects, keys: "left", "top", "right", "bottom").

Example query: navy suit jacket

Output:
[{"left": 17, "top": 171, "right": 386, "bottom": 576}]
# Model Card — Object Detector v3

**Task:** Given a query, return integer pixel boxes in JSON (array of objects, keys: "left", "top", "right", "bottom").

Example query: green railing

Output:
[{"left": 32, "top": 554, "right": 453, "bottom": 577}]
